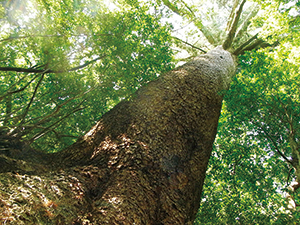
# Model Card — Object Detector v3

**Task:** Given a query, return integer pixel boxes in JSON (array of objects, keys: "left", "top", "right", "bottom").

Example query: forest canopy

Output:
[
  {"left": 0, "top": 0, "right": 174, "bottom": 151},
  {"left": 0, "top": 0, "right": 300, "bottom": 223}
]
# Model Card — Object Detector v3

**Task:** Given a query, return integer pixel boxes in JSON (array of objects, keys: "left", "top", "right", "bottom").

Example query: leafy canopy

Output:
[{"left": 0, "top": 0, "right": 174, "bottom": 152}]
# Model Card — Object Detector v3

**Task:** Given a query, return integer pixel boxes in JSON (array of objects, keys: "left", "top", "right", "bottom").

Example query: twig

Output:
[
  {"left": 28, "top": 106, "right": 86, "bottom": 143},
  {"left": 172, "top": 36, "right": 207, "bottom": 53},
  {"left": 259, "top": 125, "right": 292, "bottom": 164},
  {"left": 17, "top": 73, "right": 46, "bottom": 130}
]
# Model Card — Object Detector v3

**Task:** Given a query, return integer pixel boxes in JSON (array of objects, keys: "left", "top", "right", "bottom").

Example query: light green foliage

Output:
[
  {"left": 0, "top": 0, "right": 174, "bottom": 151},
  {"left": 196, "top": 41, "right": 300, "bottom": 223}
]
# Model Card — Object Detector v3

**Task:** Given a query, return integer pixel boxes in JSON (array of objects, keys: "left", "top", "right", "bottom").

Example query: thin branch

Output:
[
  {"left": 0, "top": 33, "right": 112, "bottom": 43},
  {"left": 234, "top": 4, "right": 260, "bottom": 45},
  {"left": 233, "top": 33, "right": 258, "bottom": 55},
  {"left": 172, "top": 36, "right": 207, "bottom": 53},
  {"left": 68, "top": 56, "right": 105, "bottom": 72},
  {"left": 260, "top": 125, "right": 292, "bottom": 164},
  {"left": 28, "top": 106, "right": 86, "bottom": 143},
  {"left": 21, "top": 86, "right": 96, "bottom": 136},
  {"left": 0, "top": 73, "right": 40, "bottom": 101},
  {"left": 179, "top": 0, "right": 195, "bottom": 17},
  {"left": 17, "top": 73, "right": 46, "bottom": 130},
  {"left": 225, "top": 0, "right": 240, "bottom": 33},
  {"left": 162, "top": 0, "right": 217, "bottom": 45},
  {"left": 0, "top": 55, "right": 106, "bottom": 74},
  {"left": 223, "top": 0, "right": 247, "bottom": 50}
]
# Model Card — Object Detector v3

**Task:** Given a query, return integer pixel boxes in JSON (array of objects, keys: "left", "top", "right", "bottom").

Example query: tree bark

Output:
[{"left": 0, "top": 46, "right": 236, "bottom": 224}]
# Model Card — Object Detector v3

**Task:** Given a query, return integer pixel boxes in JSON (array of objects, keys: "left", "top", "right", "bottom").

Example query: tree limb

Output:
[
  {"left": 162, "top": 0, "right": 217, "bottom": 45},
  {"left": 17, "top": 73, "right": 46, "bottom": 133},
  {"left": 179, "top": 0, "right": 195, "bottom": 16},
  {"left": 225, "top": 0, "right": 240, "bottom": 33},
  {"left": 21, "top": 87, "right": 95, "bottom": 136},
  {"left": 259, "top": 125, "right": 292, "bottom": 165},
  {"left": 237, "top": 38, "right": 264, "bottom": 54},
  {"left": 28, "top": 106, "right": 86, "bottom": 143},
  {"left": 0, "top": 74, "right": 40, "bottom": 102},
  {"left": 172, "top": 36, "right": 207, "bottom": 53},
  {"left": 162, "top": 0, "right": 181, "bottom": 15},
  {"left": 234, "top": 4, "right": 260, "bottom": 45},
  {"left": 223, "top": 0, "right": 247, "bottom": 50},
  {"left": 0, "top": 55, "right": 106, "bottom": 74},
  {"left": 233, "top": 33, "right": 258, "bottom": 55}
]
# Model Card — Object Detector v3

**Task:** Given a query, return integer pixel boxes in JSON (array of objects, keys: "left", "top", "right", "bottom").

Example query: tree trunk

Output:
[{"left": 0, "top": 47, "right": 236, "bottom": 224}]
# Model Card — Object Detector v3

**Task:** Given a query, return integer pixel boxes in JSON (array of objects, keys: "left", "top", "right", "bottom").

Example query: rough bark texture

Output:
[{"left": 0, "top": 47, "right": 236, "bottom": 224}]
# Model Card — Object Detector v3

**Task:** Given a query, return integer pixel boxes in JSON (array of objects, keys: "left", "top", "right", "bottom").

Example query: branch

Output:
[
  {"left": 0, "top": 55, "right": 106, "bottom": 74},
  {"left": 260, "top": 125, "right": 292, "bottom": 164},
  {"left": 235, "top": 38, "right": 264, "bottom": 55},
  {"left": 197, "top": 25, "right": 218, "bottom": 46},
  {"left": 179, "top": 0, "right": 195, "bottom": 17},
  {"left": 223, "top": 0, "right": 247, "bottom": 50},
  {"left": 17, "top": 74, "right": 46, "bottom": 131},
  {"left": 162, "top": 0, "right": 217, "bottom": 45},
  {"left": 225, "top": 0, "right": 240, "bottom": 33},
  {"left": 172, "top": 36, "right": 207, "bottom": 53},
  {"left": 28, "top": 106, "right": 86, "bottom": 143},
  {"left": 233, "top": 33, "right": 258, "bottom": 55},
  {"left": 0, "top": 34, "right": 112, "bottom": 43},
  {"left": 21, "top": 87, "right": 96, "bottom": 136},
  {"left": 0, "top": 74, "right": 40, "bottom": 101},
  {"left": 162, "top": 0, "right": 181, "bottom": 15},
  {"left": 234, "top": 4, "right": 260, "bottom": 45}
]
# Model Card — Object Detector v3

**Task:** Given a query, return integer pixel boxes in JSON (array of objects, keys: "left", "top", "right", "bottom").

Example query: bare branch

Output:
[
  {"left": 225, "top": 0, "right": 240, "bottom": 33},
  {"left": 260, "top": 125, "right": 292, "bottom": 164},
  {"left": 28, "top": 106, "right": 86, "bottom": 143},
  {"left": 223, "top": 0, "right": 247, "bottom": 50},
  {"left": 0, "top": 55, "right": 106, "bottom": 74},
  {"left": 234, "top": 4, "right": 260, "bottom": 45},
  {"left": 17, "top": 73, "right": 46, "bottom": 130},
  {"left": 172, "top": 36, "right": 207, "bottom": 53},
  {"left": 233, "top": 33, "right": 258, "bottom": 55},
  {"left": 162, "top": 0, "right": 217, "bottom": 45},
  {"left": 21, "top": 86, "right": 96, "bottom": 136},
  {"left": 0, "top": 34, "right": 112, "bottom": 43},
  {"left": 0, "top": 74, "right": 40, "bottom": 101}
]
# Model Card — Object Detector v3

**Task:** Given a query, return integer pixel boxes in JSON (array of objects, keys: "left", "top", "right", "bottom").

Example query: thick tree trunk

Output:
[{"left": 0, "top": 47, "right": 236, "bottom": 224}]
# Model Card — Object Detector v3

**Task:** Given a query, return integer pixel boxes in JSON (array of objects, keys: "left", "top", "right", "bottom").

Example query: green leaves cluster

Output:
[
  {"left": 197, "top": 42, "right": 300, "bottom": 223},
  {"left": 0, "top": 0, "right": 174, "bottom": 152}
]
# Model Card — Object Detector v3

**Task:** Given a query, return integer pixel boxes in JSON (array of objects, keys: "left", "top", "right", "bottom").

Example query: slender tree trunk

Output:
[{"left": 0, "top": 47, "right": 236, "bottom": 224}]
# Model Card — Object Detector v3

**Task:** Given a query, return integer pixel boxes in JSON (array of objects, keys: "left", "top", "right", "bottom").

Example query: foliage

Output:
[
  {"left": 0, "top": 0, "right": 174, "bottom": 152},
  {"left": 1, "top": 0, "right": 300, "bottom": 223},
  {"left": 197, "top": 42, "right": 300, "bottom": 223}
]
